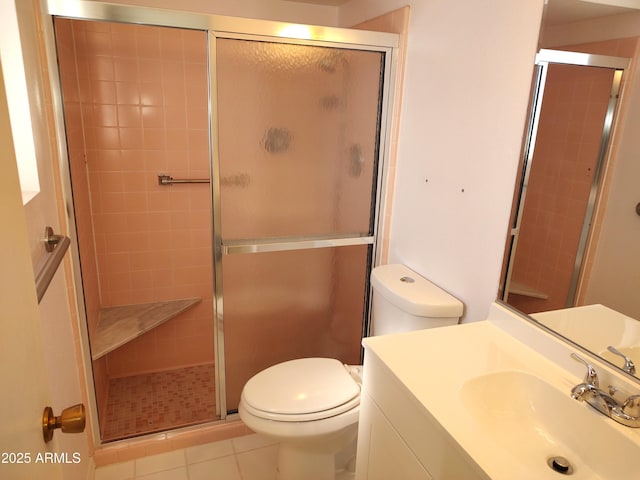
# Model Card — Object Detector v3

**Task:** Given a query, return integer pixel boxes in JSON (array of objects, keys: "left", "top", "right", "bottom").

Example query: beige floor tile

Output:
[
  {"left": 188, "top": 455, "right": 242, "bottom": 480},
  {"left": 186, "top": 439, "right": 234, "bottom": 464},
  {"left": 136, "top": 466, "right": 188, "bottom": 480},
  {"left": 236, "top": 445, "right": 278, "bottom": 480},
  {"left": 94, "top": 460, "right": 135, "bottom": 480},
  {"left": 135, "top": 449, "right": 185, "bottom": 476},
  {"left": 231, "top": 433, "right": 277, "bottom": 453}
]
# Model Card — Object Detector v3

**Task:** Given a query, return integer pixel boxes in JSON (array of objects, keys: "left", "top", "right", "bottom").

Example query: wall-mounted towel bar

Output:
[
  {"left": 36, "top": 226, "right": 70, "bottom": 303},
  {"left": 158, "top": 174, "right": 210, "bottom": 185}
]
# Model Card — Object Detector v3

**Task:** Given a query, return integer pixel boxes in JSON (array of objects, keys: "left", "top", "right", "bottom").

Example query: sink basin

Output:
[{"left": 461, "top": 370, "right": 640, "bottom": 479}]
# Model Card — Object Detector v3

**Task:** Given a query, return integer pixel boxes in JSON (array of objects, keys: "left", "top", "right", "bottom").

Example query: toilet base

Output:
[{"left": 277, "top": 444, "right": 336, "bottom": 480}]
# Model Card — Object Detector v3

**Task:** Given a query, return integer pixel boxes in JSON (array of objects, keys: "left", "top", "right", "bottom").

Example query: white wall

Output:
[{"left": 340, "top": 0, "right": 545, "bottom": 322}]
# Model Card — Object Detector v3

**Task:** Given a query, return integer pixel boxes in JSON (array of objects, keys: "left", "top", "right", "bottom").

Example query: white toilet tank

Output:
[{"left": 370, "top": 264, "right": 463, "bottom": 336}]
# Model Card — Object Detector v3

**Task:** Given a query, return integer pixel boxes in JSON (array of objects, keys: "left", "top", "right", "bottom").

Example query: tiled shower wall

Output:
[{"left": 55, "top": 19, "right": 214, "bottom": 393}]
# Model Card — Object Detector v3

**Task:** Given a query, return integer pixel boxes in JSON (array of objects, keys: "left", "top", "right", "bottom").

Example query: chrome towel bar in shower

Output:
[
  {"left": 158, "top": 174, "right": 210, "bottom": 185},
  {"left": 35, "top": 226, "right": 70, "bottom": 303}
]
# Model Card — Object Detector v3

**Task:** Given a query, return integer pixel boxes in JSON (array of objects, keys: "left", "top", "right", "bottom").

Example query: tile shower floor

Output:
[{"left": 103, "top": 364, "right": 216, "bottom": 441}]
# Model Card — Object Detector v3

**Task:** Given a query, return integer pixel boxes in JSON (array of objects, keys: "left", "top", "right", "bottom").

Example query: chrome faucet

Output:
[{"left": 570, "top": 353, "right": 640, "bottom": 428}]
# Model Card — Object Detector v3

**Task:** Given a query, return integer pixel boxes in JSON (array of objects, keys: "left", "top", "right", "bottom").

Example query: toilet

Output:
[{"left": 238, "top": 264, "right": 463, "bottom": 480}]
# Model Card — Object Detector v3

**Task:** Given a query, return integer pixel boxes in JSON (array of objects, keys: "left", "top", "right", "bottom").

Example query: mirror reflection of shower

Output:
[{"left": 502, "top": 50, "right": 626, "bottom": 315}]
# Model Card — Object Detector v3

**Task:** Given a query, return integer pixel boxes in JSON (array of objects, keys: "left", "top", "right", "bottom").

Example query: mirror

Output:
[{"left": 501, "top": 0, "right": 640, "bottom": 379}]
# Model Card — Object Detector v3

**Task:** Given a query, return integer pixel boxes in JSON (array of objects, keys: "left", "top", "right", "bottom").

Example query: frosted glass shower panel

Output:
[
  {"left": 222, "top": 244, "right": 369, "bottom": 411},
  {"left": 215, "top": 39, "right": 384, "bottom": 239}
]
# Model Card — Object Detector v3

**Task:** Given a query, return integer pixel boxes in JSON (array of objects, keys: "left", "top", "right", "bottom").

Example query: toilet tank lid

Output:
[{"left": 371, "top": 264, "right": 463, "bottom": 318}]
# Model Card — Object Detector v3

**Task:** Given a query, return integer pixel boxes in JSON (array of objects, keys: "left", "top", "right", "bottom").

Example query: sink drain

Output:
[{"left": 547, "top": 456, "right": 574, "bottom": 475}]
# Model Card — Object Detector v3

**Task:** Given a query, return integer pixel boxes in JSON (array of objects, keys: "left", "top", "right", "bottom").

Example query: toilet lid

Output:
[{"left": 242, "top": 358, "right": 360, "bottom": 416}]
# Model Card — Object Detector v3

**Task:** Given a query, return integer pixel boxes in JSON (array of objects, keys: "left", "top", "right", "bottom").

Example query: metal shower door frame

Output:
[{"left": 48, "top": 0, "right": 399, "bottom": 426}]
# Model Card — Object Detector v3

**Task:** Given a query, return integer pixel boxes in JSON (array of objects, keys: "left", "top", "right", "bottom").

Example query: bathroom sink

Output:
[
  {"left": 362, "top": 305, "right": 640, "bottom": 480},
  {"left": 461, "top": 370, "right": 640, "bottom": 479}
]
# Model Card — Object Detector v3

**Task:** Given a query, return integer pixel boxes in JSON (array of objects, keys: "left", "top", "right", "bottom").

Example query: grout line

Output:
[
  {"left": 183, "top": 449, "right": 190, "bottom": 480},
  {"left": 234, "top": 451, "right": 244, "bottom": 480}
]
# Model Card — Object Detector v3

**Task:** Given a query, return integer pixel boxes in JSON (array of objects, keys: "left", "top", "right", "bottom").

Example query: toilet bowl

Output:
[
  {"left": 238, "top": 264, "right": 463, "bottom": 480},
  {"left": 238, "top": 358, "right": 362, "bottom": 480}
]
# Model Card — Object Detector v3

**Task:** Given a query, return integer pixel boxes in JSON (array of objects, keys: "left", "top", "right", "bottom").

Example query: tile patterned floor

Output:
[
  {"left": 94, "top": 434, "right": 279, "bottom": 480},
  {"left": 103, "top": 364, "right": 216, "bottom": 441}
]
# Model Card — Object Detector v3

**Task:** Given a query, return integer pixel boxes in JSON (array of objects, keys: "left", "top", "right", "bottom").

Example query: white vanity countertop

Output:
[{"left": 362, "top": 306, "right": 640, "bottom": 480}]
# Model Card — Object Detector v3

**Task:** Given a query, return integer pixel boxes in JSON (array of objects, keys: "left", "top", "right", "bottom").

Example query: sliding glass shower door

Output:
[{"left": 212, "top": 38, "right": 389, "bottom": 412}]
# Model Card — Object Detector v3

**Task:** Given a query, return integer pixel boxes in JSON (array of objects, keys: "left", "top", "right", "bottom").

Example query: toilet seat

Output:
[{"left": 241, "top": 358, "right": 360, "bottom": 422}]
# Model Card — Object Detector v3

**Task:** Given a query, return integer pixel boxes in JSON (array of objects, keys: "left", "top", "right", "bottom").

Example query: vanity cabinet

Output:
[
  {"left": 355, "top": 350, "right": 487, "bottom": 480},
  {"left": 357, "top": 390, "right": 433, "bottom": 480}
]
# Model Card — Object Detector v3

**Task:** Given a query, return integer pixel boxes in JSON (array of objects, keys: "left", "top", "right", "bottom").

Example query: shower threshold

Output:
[{"left": 102, "top": 363, "right": 216, "bottom": 441}]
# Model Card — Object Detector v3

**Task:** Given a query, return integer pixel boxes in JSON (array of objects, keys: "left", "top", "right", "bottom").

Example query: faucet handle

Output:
[
  {"left": 571, "top": 353, "right": 599, "bottom": 386},
  {"left": 607, "top": 346, "right": 636, "bottom": 375}
]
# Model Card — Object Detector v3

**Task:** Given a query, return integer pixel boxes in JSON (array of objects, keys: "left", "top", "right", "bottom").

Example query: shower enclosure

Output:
[{"left": 49, "top": 2, "right": 396, "bottom": 442}]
